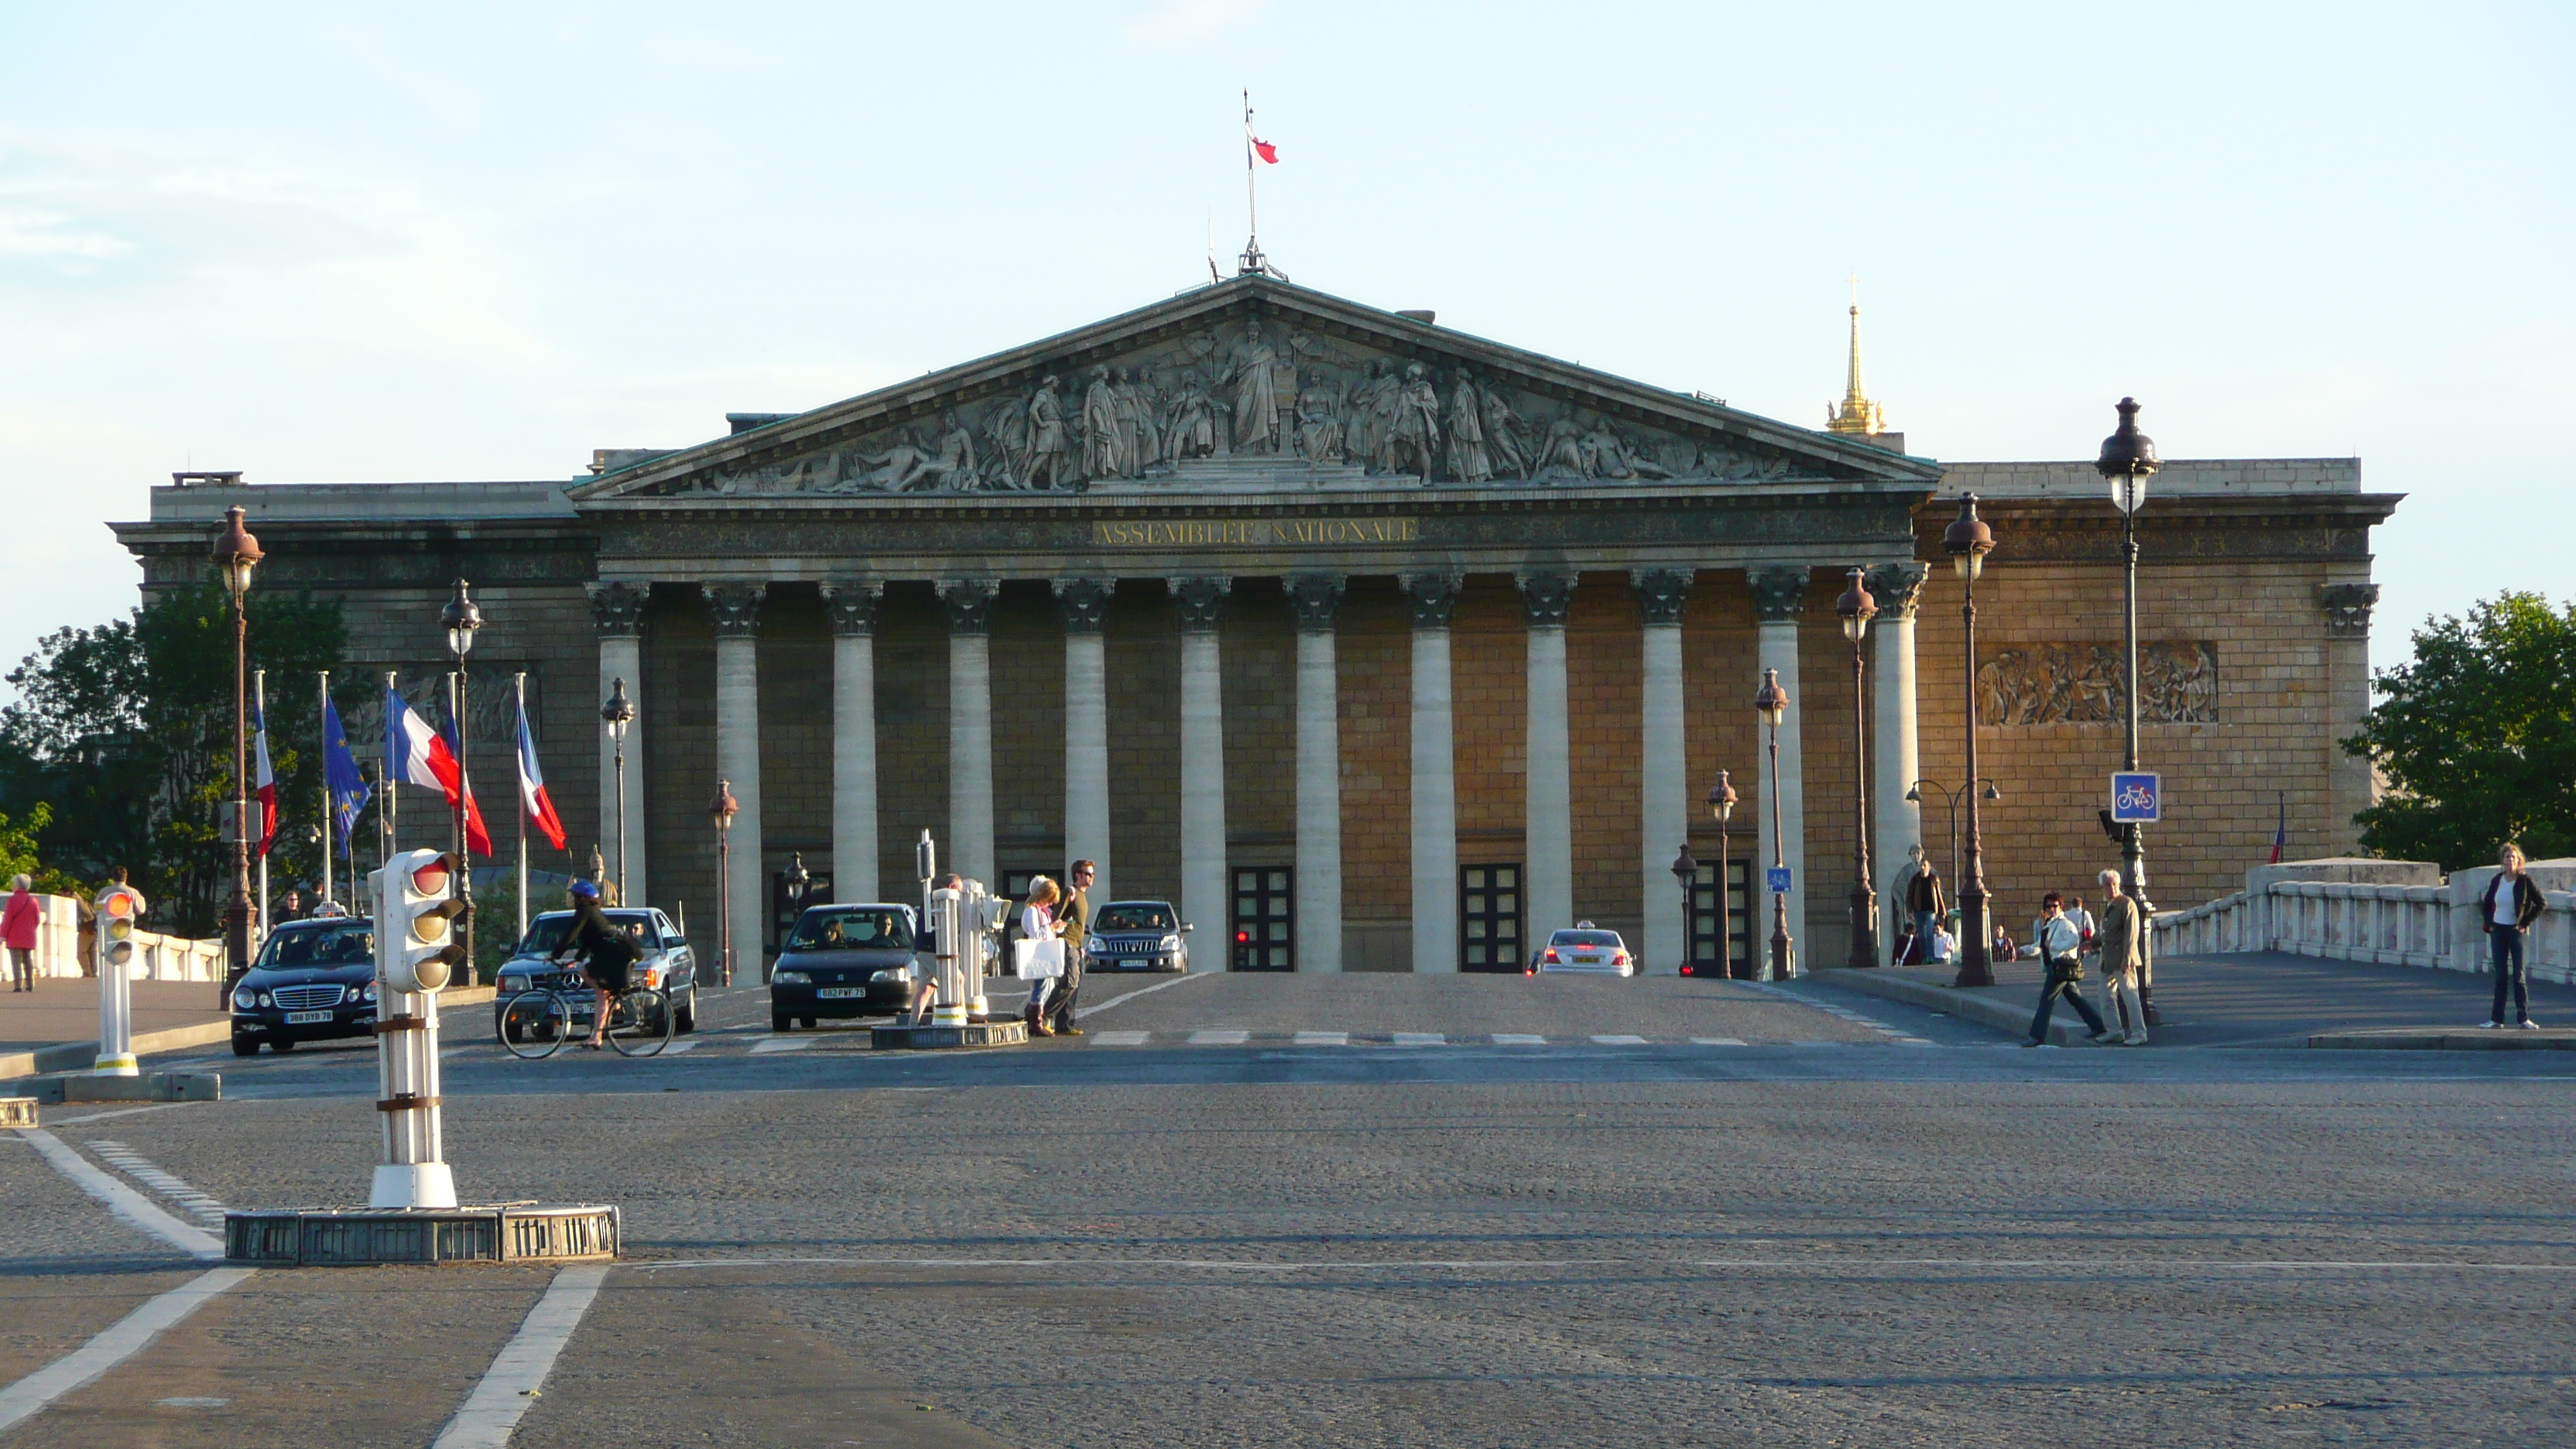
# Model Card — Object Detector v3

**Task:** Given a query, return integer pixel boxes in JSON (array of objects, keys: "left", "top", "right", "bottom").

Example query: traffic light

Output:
[
  {"left": 378, "top": 848, "right": 468, "bottom": 993},
  {"left": 97, "top": 886, "right": 141, "bottom": 972}
]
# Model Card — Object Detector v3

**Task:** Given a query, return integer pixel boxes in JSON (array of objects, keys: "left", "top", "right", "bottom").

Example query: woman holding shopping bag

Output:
[{"left": 1016, "top": 877, "right": 1066, "bottom": 1036}]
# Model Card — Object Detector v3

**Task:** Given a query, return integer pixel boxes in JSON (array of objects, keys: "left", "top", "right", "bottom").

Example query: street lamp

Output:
[
  {"left": 1834, "top": 567, "right": 1879, "bottom": 969},
  {"left": 213, "top": 505, "right": 263, "bottom": 995},
  {"left": 1754, "top": 667, "right": 1793, "bottom": 981},
  {"left": 440, "top": 579, "right": 481, "bottom": 975},
  {"left": 1669, "top": 842, "right": 1696, "bottom": 975},
  {"left": 2097, "top": 396, "right": 2163, "bottom": 1023},
  {"left": 710, "top": 779, "right": 738, "bottom": 986},
  {"left": 1942, "top": 495, "right": 1998, "bottom": 987},
  {"left": 786, "top": 851, "right": 812, "bottom": 934},
  {"left": 1708, "top": 771, "right": 1738, "bottom": 976},
  {"left": 1903, "top": 778, "right": 2002, "bottom": 895},
  {"left": 601, "top": 677, "right": 634, "bottom": 901}
]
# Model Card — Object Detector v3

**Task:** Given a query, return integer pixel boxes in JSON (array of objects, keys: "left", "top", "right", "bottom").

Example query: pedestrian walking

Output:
[
  {"left": 1930, "top": 913, "right": 1958, "bottom": 964},
  {"left": 2025, "top": 892, "right": 2117, "bottom": 1047},
  {"left": 2095, "top": 869, "right": 2148, "bottom": 1045},
  {"left": 1991, "top": 922, "right": 2016, "bottom": 961},
  {"left": 1889, "top": 921, "right": 1917, "bottom": 967},
  {"left": 3, "top": 875, "right": 38, "bottom": 992},
  {"left": 276, "top": 886, "right": 308, "bottom": 923},
  {"left": 2481, "top": 844, "right": 2546, "bottom": 1029},
  {"left": 1904, "top": 846, "right": 1947, "bottom": 964},
  {"left": 1016, "top": 876, "right": 1064, "bottom": 1036},
  {"left": 2064, "top": 894, "right": 2098, "bottom": 954},
  {"left": 1045, "top": 858, "right": 1094, "bottom": 1037}
]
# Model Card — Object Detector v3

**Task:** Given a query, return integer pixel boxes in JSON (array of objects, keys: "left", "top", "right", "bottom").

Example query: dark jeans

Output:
[
  {"left": 2489, "top": 927, "right": 2529, "bottom": 1024},
  {"left": 2030, "top": 969, "right": 2109, "bottom": 1043},
  {"left": 1912, "top": 911, "right": 1939, "bottom": 963},
  {"left": 1043, "top": 958, "right": 1083, "bottom": 1030}
]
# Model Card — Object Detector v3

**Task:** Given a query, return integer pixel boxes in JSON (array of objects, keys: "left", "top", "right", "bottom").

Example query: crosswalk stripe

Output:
[
  {"left": 1691, "top": 1036, "right": 1749, "bottom": 1046},
  {"left": 1292, "top": 1031, "right": 1349, "bottom": 1046},
  {"left": 659, "top": 1040, "right": 699, "bottom": 1055},
  {"left": 749, "top": 1036, "right": 815, "bottom": 1054},
  {"left": 1187, "top": 1029, "right": 1249, "bottom": 1045},
  {"left": 1390, "top": 1032, "right": 1444, "bottom": 1046},
  {"left": 1589, "top": 1034, "right": 1648, "bottom": 1045},
  {"left": 1490, "top": 1033, "right": 1545, "bottom": 1046},
  {"left": 1091, "top": 1030, "right": 1150, "bottom": 1046}
]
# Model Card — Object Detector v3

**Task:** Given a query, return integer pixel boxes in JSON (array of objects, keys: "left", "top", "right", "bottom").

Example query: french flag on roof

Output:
[{"left": 515, "top": 694, "right": 565, "bottom": 851}]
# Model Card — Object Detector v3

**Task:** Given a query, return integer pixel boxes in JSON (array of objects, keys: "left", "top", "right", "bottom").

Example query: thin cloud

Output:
[{"left": 1122, "top": 0, "right": 1269, "bottom": 50}]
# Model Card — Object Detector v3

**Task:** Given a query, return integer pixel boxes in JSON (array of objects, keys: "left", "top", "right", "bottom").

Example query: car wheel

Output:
[
  {"left": 675, "top": 999, "right": 696, "bottom": 1035},
  {"left": 800, "top": 1016, "right": 817, "bottom": 1030},
  {"left": 772, "top": 1012, "right": 793, "bottom": 1033},
  {"left": 270, "top": 1038, "right": 296, "bottom": 1053},
  {"left": 231, "top": 1036, "right": 259, "bottom": 1057}
]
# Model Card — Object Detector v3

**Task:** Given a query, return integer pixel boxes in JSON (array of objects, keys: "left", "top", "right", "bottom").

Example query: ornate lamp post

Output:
[
  {"left": 601, "top": 677, "right": 634, "bottom": 900},
  {"left": 440, "top": 579, "right": 481, "bottom": 975},
  {"left": 1943, "top": 495, "right": 1998, "bottom": 987},
  {"left": 212, "top": 506, "right": 264, "bottom": 993},
  {"left": 1904, "top": 777, "right": 2002, "bottom": 893},
  {"left": 2097, "top": 396, "right": 2163, "bottom": 1022},
  {"left": 1754, "top": 668, "right": 1793, "bottom": 981},
  {"left": 1708, "top": 772, "right": 1738, "bottom": 977},
  {"left": 1834, "top": 567, "right": 1879, "bottom": 968},
  {"left": 1669, "top": 842, "right": 1697, "bottom": 974},
  {"left": 710, "top": 779, "right": 738, "bottom": 986}
]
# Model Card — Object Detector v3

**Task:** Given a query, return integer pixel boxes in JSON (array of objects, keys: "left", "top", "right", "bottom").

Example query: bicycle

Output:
[{"left": 498, "top": 968, "right": 673, "bottom": 1059}]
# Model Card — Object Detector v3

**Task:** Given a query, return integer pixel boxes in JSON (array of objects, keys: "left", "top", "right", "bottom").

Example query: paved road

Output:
[{"left": 9, "top": 971, "right": 2575, "bottom": 1446}]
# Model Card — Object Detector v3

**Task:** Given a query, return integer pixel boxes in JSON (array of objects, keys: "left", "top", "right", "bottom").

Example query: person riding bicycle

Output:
[{"left": 552, "top": 879, "right": 639, "bottom": 1049}]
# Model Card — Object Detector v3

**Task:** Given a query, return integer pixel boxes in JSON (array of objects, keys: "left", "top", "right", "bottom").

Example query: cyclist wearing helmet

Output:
[{"left": 552, "top": 879, "right": 638, "bottom": 1049}]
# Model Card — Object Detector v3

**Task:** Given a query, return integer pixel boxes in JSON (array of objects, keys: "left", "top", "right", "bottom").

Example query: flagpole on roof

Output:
[
  {"left": 1243, "top": 89, "right": 1258, "bottom": 267},
  {"left": 255, "top": 669, "right": 269, "bottom": 944},
  {"left": 515, "top": 672, "right": 529, "bottom": 942},
  {"left": 319, "top": 670, "right": 333, "bottom": 910}
]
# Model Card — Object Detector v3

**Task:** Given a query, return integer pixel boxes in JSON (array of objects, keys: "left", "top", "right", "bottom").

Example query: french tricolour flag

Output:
[
  {"left": 386, "top": 682, "right": 492, "bottom": 857},
  {"left": 251, "top": 701, "right": 277, "bottom": 857},
  {"left": 515, "top": 694, "right": 566, "bottom": 851}
]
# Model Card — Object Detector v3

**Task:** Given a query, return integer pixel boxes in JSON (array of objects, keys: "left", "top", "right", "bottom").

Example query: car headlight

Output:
[
  {"left": 1160, "top": 935, "right": 1183, "bottom": 953},
  {"left": 255, "top": 990, "right": 272, "bottom": 1007},
  {"left": 771, "top": 969, "right": 810, "bottom": 985},
  {"left": 868, "top": 966, "right": 912, "bottom": 982},
  {"left": 231, "top": 987, "right": 256, "bottom": 1011},
  {"left": 497, "top": 975, "right": 526, "bottom": 994},
  {"left": 357, "top": 981, "right": 377, "bottom": 1002},
  {"left": 1087, "top": 939, "right": 1111, "bottom": 955}
]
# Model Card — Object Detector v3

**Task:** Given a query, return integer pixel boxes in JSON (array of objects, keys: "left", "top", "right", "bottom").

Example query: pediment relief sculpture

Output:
[{"left": 632, "top": 315, "right": 1825, "bottom": 499}]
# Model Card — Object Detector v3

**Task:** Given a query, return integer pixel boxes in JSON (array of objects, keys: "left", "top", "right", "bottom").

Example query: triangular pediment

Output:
[{"left": 568, "top": 276, "right": 1938, "bottom": 503}]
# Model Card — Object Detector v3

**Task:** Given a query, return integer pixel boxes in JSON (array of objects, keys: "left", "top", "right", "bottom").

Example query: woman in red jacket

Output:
[{"left": 3, "top": 875, "right": 40, "bottom": 992}]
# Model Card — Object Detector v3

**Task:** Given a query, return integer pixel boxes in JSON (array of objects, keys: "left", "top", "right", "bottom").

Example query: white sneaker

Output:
[
  {"left": 2478, "top": 1020, "right": 2503, "bottom": 1029},
  {"left": 2520, "top": 1019, "right": 2542, "bottom": 1029},
  {"left": 2124, "top": 1031, "right": 2148, "bottom": 1046}
]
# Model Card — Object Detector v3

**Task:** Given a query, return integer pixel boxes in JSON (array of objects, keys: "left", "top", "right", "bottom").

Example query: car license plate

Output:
[
  {"left": 1574, "top": 955, "right": 1599, "bottom": 964},
  {"left": 284, "top": 1009, "right": 334, "bottom": 1024},
  {"left": 817, "top": 987, "right": 865, "bottom": 999},
  {"left": 1118, "top": 958, "right": 1147, "bottom": 971}
]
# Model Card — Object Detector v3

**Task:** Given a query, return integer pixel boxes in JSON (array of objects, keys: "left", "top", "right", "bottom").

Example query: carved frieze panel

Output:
[
  {"left": 1976, "top": 642, "right": 2220, "bottom": 726},
  {"left": 337, "top": 667, "right": 542, "bottom": 757}
]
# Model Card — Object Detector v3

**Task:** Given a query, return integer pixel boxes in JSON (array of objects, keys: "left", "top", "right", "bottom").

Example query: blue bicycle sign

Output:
[{"left": 2110, "top": 772, "right": 2161, "bottom": 824}]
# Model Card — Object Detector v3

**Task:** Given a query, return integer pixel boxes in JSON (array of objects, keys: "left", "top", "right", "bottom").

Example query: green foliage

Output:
[
  {"left": 2343, "top": 591, "right": 2576, "bottom": 869},
  {"left": 0, "top": 803, "right": 84, "bottom": 896},
  {"left": 0, "top": 582, "right": 346, "bottom": 935}
]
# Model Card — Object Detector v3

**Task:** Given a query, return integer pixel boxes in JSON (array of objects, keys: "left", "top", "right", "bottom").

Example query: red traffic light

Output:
[
  {"left": 410, "top": 854, "right": 460, "bottom": 896},
  {"left": 1235, "top": 930, "right": 1250, "bottom": 944}
]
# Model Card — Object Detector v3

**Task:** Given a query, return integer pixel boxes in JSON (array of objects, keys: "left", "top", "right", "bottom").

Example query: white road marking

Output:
[
  {"left": 1077, "top": 970, "right": 1212, "bottom": 1019},
  {"left": 1589, "top": 1034, "right": 1648, "bottom": 1045},
  {"left": 429, "top": 1264, "right": 609, "bottom": 1449},
  {"left": 1391, "top": 1032, "right": 1445, "bottom": 1046},
  {"left": 1491, "top": 1033, "right": 1546, "bottom": 1046},
  {"left": 658, "top": 1040, "right": 699, "bottom": 1055},
  {"left": 1090, "top": 1030, "right": 1150, "bottom": 1046},
  {"left": 0, "top": 1267, "right": 255, "bottom": 1434},
  {"left": 748, "top": 1036, "right": 815, "bottom": 1054},
  {"left": 42, "top": 1105, "right": 183, "bottom": 1128},
  {"left": 1187, "top": 1029, "right": 1249, "bottom": 1046},
  {"left": 1292, "top": 1031, "right": 1349, "bottom": 1046},
  {"left": 86, "top": 1141, "right": 228, "bottom": 1225},
  {"left": 1691, "top": 1037, "right": 1749, "bottom": 1046},
  {"left": 18, "top": 1130, "right": 222, "bottom": 1259},
  {"left": 632, "top": 1252, "right": 2576, "bottom": 1275}
]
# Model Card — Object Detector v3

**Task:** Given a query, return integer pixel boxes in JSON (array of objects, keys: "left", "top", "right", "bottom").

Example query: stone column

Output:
[
  {"left": 585, "top": 582, "right": 647, "bottom": 909},
  {"left": 1288, "top": 574, "right": 1346, "bottom": 973},
  {"left": 821, "top": 581, "right": 882, "bottom": 904},
  {"left": 1865, "top": 563, "right": 1926, "bottom": 920},
  {"left": 704, "top": 584, "right": 766, "bottom": 977},
  {"left": 1055, "top": 578, "right": 1115, "bottom": 901},
  {"left": 1633, "top": 569, "right": 1694, "bottom": 975},
  {"left": 1516, "top": 571, "right": 1576, "bottom": 950},
  {"left": 2318, "top": 583, "right": 2379, "bottom": 858},
  {"left": 938, "top": 580, "right": 999, "bottom": 888},
  {"left": 1747, "top": 567, "right": 1810, "bottom": 971},
  {"left": 1171, "top": 577, "right": 1231, "bottom": 966},
  {"left": 1403, "top": 572, "right": 1464, "bottom": 974}
]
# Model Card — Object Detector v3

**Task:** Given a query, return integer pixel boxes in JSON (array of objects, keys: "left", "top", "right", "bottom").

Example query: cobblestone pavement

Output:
[{"left": 8, "top": 974, "right": 2576, "bottom": 1446}]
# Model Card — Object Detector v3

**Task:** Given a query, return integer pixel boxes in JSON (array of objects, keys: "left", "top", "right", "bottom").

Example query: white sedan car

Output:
[{"left": 1530, "top": 927, "right": 1634, "bottom": 976}]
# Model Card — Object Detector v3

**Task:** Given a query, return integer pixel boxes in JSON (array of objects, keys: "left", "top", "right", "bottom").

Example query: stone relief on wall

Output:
[
  {"left": 337, "top": 668, "right": 541, "bottom": 759},
  {"left": 666, "top": 317, "right": 1814, "bottom": 497},
  {"left": 1976, "top": 643, "right": 2219, "bottom": 726}
]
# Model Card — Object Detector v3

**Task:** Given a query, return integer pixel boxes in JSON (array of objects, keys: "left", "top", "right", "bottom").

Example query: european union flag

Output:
[{"left": 323, "top": 695, "right": 371, "bottom": 855}]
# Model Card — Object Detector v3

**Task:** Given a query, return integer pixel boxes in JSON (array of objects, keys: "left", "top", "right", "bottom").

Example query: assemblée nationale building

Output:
[{"left": 112, "top": 275, "right": 2397, "bottom": 974}]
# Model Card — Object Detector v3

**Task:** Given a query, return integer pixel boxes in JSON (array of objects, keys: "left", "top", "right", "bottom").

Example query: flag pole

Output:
[
  {"left": 319, "top": 670, "right": 333, "bottom": 910},
  {"left": 384, "top": 671, "right": 399, "bottom": 865},
  {"left": 255, "top": 668, "right": 269, "bottom": 942},
  {"left": 1243, "top": 89, "right": 1257, "bottom": 259},
  {"left": 515, "top": 671, "right": 529, "bottom": 943}
]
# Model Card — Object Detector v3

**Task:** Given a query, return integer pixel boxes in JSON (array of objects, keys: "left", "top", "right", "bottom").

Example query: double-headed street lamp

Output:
[
  {"left": 710, "top": 779, "right": 738, "bottom": 986},
  {"left": 1754, "top": 668, "right": 1793, "bottom": 981},
  {"left": 440, "top": 580, "right": 481, "bottom": 974},
  {"left": 213, "top": 506, "right": 264, "bottom": 991},
  {"left": 1834, "top": 568, "right": 1879, "bottom": 969},
  {"left": 2098, "top": 396, "right": 2163, "bottom": 1022},
  {"left": 1708, "top": 771, "right": 1737, "bottom": 977},
  {"left": 1904, "top": 777, "right": 2002, "bottom": 892},
  {"left": 1942, "top": 495, "right": 1998, "bottom": 987},
  {"left": 601, "top": 677, "right": 635, "bottom": 900}
]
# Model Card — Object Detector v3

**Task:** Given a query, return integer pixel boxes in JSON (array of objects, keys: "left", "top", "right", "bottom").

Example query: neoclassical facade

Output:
[{"left": 115, "top": 276, "right": 2397, "bottom": 973}]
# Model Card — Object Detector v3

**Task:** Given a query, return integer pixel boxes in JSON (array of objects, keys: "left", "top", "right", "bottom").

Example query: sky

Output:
[{"left": 2, "top": 1, "right": 2569, "bottom": 687}]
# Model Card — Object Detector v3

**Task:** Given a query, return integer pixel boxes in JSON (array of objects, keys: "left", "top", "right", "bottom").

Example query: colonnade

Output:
[{"left": 589, "top": 564, "right": 1928, "bottom": 975}]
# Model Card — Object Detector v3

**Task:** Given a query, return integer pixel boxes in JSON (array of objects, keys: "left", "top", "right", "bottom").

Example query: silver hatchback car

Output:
[{"left": 1530, "top": 927, "right": 1634, "bottom": 976}]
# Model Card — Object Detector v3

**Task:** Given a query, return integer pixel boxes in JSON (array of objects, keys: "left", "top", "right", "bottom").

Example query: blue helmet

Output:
[{"left": 569, "top": 879, "right": 601, "bottom": 899}]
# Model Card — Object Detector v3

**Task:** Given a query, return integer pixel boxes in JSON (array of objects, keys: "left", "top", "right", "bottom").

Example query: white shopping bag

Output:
[{"left": 1013, "top": 936, "right": 1064, "bottom": 979}]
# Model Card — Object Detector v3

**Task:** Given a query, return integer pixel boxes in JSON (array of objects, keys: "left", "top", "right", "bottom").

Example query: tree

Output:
[
  {"left": 0, "top": 583, "right": 346, "bottom": 934},
  {"left": 0, "top": 803, "right": 84, "bottom": 895},
  {"left": 2343, "top": 591, "right": 2576, "bottom": 869}
]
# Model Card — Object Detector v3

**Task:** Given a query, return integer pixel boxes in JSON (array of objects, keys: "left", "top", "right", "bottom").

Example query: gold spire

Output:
[{"left": 1825, "top": 276, "right": 1889, "bottom": 437}]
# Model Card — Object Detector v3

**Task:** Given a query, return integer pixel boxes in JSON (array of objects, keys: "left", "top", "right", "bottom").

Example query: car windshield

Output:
[
  {"left": 786, "top": 907, "right": 913, "bottom": 951},
  {"left": 255, "top": 923, "right": 375, "bottom": 968},
  {"left": 1095, "top": 904, "right": 1176, "bottom": 933},
  {"left": 516, "top": 912, "right": 656, "bottom": 957},
  {"left": 1552, "top": 931, "right": 1623, "bottom": 948}
]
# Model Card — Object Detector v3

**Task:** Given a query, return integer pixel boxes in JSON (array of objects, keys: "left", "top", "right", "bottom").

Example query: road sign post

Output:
[{"left": 93, "top": 886, "right": 145, "bottom": 1076}]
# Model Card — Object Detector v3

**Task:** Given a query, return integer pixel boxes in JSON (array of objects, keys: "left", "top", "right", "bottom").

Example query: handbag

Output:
[{"left": 1013, "top": 935, "right": 1064, "bottom": 980}]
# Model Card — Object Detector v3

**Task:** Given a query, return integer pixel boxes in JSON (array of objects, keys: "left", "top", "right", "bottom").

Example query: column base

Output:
[{"left": 91, "top": 1055, "right": 139, "bottom": 1077}]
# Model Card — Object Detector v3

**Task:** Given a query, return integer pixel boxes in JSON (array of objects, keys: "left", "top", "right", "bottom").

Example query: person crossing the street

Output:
[
  {"left": 1046, "top": 858, "right": 1094, "bottom": 1037},
  {"left": 2025, "top": 892, "right": 2118, "bottom": 1048}
]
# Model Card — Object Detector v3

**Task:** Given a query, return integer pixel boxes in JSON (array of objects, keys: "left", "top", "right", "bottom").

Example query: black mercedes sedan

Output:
[
  {"left": 769, "top": 903, "right": 920, "bottom": 1030},
  {"left": 230, "top": 916, "right": 379, "bottom": 1055}
]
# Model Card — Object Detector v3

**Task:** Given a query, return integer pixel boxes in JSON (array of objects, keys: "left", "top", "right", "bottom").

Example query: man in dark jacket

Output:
[
  {"left": 1045, "top": 859, "right": 1094, "bottom": 1037},
  {"left": 2482, "top": 844, "right": 2547, "bottom": 1029},
  {"left": 1904, "top": 846, "right": 1947, "bottom": 965}
]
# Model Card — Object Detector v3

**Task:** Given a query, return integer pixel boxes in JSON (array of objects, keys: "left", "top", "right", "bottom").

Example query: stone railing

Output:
[
  {"left": 2154, "top": 858, "right": 2576, "bottom": 985},
  {"left": 26, "top": 894, "right": 228, "bottom": 982}
]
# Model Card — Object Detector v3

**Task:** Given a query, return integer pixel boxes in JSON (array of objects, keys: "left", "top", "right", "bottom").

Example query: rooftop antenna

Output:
[
  {"left": 1238, "top": 90, "right": 1287, "bottom": 281},
  {"left": 1207, "top": 205, "right": 1220, "bottom": 285}
]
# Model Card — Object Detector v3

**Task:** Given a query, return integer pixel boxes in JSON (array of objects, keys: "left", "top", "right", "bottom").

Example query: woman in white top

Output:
[{"left": 1019, "top": 877, "right": 1064, "bottom": 1036}]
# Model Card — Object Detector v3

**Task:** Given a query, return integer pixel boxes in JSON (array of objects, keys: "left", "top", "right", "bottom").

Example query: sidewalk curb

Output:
[
  {"left": 2309, "top": 1029, "right": 2576, "bottom": 1050},
  {"left": 1809, "top": 968, "right": 2098, "bottom": 1046}
]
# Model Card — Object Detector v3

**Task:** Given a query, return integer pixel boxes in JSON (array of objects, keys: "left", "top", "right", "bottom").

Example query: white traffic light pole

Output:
[
  {"left": 94, "top": 885, "right": 146, "bottom": 1076},
  {"left": 371, "top": 848, "right": 467, "bottom": 1209}
]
